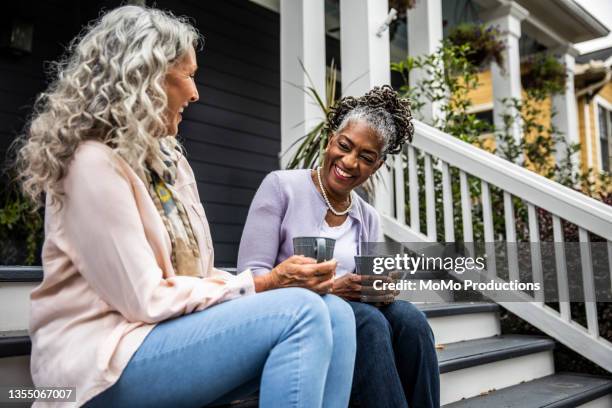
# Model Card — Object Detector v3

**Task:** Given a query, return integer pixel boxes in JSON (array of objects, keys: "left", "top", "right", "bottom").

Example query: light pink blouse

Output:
[{"left": 29, "top": 141, "right": 255, "bottom": 407}]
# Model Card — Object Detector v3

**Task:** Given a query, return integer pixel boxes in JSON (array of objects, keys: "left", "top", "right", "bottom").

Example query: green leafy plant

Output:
[
  {"left": 285, "top": 60, "right": 338, "bottom": 170},
  {"left": 447, "top": 23, "right": 506, "bottom": 70},
  {"left": 393, "top": 40, "right": 609, "bottom": 242},
  {"left": 0, "top": 171, "right": 43, "bottom": 265}
]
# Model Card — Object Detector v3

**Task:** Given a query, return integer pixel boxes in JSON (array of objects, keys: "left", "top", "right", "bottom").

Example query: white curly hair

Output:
[{"left": 13, "top": 5, "right": 201, "bottom": 208}]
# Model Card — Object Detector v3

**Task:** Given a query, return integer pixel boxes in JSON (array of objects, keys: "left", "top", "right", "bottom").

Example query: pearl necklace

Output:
[{"left": 316, "top": 166, "right": 353, "bottom": 216}]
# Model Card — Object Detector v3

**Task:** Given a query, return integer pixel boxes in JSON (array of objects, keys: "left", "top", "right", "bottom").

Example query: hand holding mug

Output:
[{"left": 268, "top": 255, "right": 336, "bottom": 294}]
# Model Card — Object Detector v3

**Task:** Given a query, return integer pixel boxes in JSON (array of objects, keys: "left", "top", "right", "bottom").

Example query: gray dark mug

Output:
[
  {"left": 354, "top": 255, "right": 391, "bottom": 276},
  {"left": 355, "top": 255, "right": 398, "bottom": 304},
  {"left": 293, "top": 237, "right": 335, "bottom": 263}
]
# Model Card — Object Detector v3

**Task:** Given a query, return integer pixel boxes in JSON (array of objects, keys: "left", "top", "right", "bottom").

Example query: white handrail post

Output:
[
  {"left": 553, "top": 215, "right": 571, "bottom": 322},
  {"left": 340, "top": 0, "right": 393, "bottom": 216},
  {"left": 441, "top": 161, "right": 454, "bottom": 242},
  {"left": 527, "top": 203, "right": 544, "bottom": 305},
  {"left": 408, "top": 146, "right": 420, "bottom": 232},
  {"left": 504, "top": 191, "right": 520, "bottom": 282},
  {"left": 394, "top": 153, "right": 406, "bottom": 224},
  {"left": 280, "top": 0, "right": 326, "bottom": 169},
  {"left": 481, "top": 180, "right": 496, "bottom": 279},
  {"left": 424, "top": 153, "right": 437, "bottom": 240},
  {"left": 579, "top": 228, "right": 599, "bottom": 338}
]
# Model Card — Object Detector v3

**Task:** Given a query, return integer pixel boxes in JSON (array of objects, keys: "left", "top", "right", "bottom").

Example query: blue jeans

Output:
[
  {"left": 86, "top": 288, "right": 356, "bottom": 408},
  {"left": 347, "top": 300, "right": 440, "bottom": 408}
]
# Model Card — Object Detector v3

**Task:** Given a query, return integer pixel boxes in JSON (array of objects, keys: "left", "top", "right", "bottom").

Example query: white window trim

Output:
[
  {"left": 466, "top": 103, "right": 495, "bottom": 141},
  {"left": 593, "top": 95, "right": 612, "bottom": 172},
  {"left": 466, "top": 102, "right": 494, "bottom": 115}
]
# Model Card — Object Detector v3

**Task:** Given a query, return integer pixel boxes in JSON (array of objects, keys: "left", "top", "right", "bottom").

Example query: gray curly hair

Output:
[
  {"left": 13, "top": 5, "right": 201, "bottom": 208},
  {"left": 336, "top": 106, "right": 398, "bottom": 155}
]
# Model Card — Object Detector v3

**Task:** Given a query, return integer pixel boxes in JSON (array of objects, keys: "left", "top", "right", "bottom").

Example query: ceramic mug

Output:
[{"left": 293, "top": 237, "right": 335, "bottom": 263}]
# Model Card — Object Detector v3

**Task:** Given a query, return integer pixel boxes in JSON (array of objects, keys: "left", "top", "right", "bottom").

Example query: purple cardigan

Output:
[{"left": 237, "top": 169, "right": 382, "bottom": 276}]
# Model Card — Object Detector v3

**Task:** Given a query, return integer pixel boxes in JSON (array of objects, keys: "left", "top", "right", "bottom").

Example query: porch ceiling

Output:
[{"left": 475, "top": 0, "right": 609, "bottom": 46}]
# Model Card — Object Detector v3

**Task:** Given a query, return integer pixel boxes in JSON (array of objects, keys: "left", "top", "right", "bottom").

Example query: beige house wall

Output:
[{"left": 466, "top": 69, "right": 611, "bottom": 178}]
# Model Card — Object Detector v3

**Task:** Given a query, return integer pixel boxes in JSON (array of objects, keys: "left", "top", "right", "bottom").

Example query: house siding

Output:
[{"left": 0, "top": 0, "right": 280, "bottom": 266}]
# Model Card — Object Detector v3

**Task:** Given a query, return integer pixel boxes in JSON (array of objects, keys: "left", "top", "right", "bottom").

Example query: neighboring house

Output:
[{"left": 575, "top": 46, "right": 612, "bottom": 174}]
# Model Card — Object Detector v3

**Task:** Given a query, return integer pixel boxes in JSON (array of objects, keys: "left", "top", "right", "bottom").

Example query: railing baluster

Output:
[
  {"left": 481, "top": 181, "right": 496, "bottom": 278},
  {"left": 579, "top": 228, "right": 599, "bottom": 338},
  {"left": 408, "top": 146, "right": 419, "bottom": 233},
  {"left": 459, "top": 170, "right": 473, "bottom": 243},
  {"left": 424, "top": 153, "right": 436, "bottom": 240},
  {"left": 441, "top": 161, "right": 454, "bottom": 242},
  {"left": 528, "top": 203, "right": 544, "bottom": 305},
  {"left": 504, "top": 191, "right": 520, "bottom": 283},
  {"left": 394, "top": 152, "right": 406, "bottom": 224},
  {"left": 553, "top": 215, "right": 571, "bottom": 322}
]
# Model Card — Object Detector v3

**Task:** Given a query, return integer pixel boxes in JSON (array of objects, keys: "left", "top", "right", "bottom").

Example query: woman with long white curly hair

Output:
[{"left": 14, "top": 5, "right": 356, "bottom": 407}]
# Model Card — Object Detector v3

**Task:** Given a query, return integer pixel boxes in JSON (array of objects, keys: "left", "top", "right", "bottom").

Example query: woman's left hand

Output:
[
  {"left": 332, "top": 273, "right": 363, "bottom": 300},
  {"left": 333, "top": 273, "right": 399, "bottom": 306}
]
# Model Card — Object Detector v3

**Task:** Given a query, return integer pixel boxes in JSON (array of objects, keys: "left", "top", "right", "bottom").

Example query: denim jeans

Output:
[
  {"left": 347, "top": 300, "right": 440, "bottom": 408},
  {"left": 86, "top": 288, "right": 356, "bottom": 408}
]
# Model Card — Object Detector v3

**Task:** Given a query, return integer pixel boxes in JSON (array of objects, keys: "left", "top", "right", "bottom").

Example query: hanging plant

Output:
[
  {"left": 447, "top": 23, "right": 506, "bottom": 70},
  {"left": 521, "top": 53, "right": 566, "bottom": 98},
  {"left": 388, "top": 0, "right": 416, "bottom": 16},
  {"left": 388, "top": 0, "right": 416, "bottom": 41}
]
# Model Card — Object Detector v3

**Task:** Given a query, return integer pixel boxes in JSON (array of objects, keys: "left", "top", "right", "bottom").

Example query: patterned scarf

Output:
[{"left": 145, "top": 140, "right": 203, "bottom": 277}]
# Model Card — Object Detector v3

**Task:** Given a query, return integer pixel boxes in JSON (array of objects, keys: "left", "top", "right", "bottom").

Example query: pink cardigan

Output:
[{"left": 29, "top": 141, "right": 255, "bottom": 407}]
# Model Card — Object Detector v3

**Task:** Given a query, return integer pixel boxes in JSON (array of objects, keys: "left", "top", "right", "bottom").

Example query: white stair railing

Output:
[{"left": 380, "top": 120, "right": 612, "bottom": 372}]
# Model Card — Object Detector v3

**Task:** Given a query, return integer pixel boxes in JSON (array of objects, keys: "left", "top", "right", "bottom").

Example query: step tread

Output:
[
  {"left": 0, "top": 330, "right": 31, "bottom": 358},
  {"left": 443, "top": 372, "right": 612, "bottom": 408},
  {"left": 0, "top": 266, "right": 43, "bottom": 282},
  {"left": 438, "top": 334, "right": 555, "bottom": 373},
  {"left": 418, "top": 302, "right": 499, "bottom": 317}
]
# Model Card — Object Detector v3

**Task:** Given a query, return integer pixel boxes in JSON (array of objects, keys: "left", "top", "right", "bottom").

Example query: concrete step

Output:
[
  {"left": 443, "top": 372, "right": 612, "bottom": 408},
  {"left": 418, "top": 302, "right": 501, "bottom": 344},
  {"left": 438, "top": 335, "right": 556, "bottom": 405}
]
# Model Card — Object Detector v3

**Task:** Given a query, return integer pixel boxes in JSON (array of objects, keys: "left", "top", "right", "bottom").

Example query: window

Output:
[{"left": 596, "top": 100, "right": 612, "bottom": 173}]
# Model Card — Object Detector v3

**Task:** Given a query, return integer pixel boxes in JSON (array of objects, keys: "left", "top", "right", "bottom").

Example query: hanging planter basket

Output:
[
  {"left": 521, "top": 53, "right": 567, "bottom": 96},
  {"left": 388, "top": 0, "right": 416, "bottom": 41},
  {"left": 447, "top": 23, "right": 506, "bottom": 70}
]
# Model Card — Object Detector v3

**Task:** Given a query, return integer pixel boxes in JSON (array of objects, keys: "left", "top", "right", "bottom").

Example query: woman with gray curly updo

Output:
[
  {"left": 239, "top": 85, "right": 440, "bottom": 408},
  {"left": 14, "top": 5, "right": 357, "bottom": 408}
]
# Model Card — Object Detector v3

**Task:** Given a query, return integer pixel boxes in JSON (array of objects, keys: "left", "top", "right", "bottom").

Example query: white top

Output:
[{"left": 320, "top": 216, "right": 359, "bottom": 277}]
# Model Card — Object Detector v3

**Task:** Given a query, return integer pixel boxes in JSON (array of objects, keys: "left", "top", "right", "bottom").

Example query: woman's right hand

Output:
[{"left": 264, "top": 255, "right": 336, "bottom": 294}]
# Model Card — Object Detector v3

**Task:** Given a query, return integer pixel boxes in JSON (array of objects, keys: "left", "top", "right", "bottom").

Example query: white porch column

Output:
[
  {"left": 552, "top": 47, "right": 580, "bottom": 170},
  {"left": 406, "top": 0, "right": 443, "bottom": 123},
  {"left": 482, "top": 3, "right": 529, "bottom": 144},
  {"left": 340, "top": 0, "right": 393, "bottom": 217},
  {"left": 280, "top": 0, "right": 326, "bottom": 169}
]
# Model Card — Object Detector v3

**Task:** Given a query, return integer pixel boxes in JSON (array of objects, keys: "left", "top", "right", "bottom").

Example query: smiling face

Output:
[
  {"left": 322, "top": 120, "right": 385, "bottom": 198},
  {"left": 164, "top": 46, "right": 199, "bottom": 136}
]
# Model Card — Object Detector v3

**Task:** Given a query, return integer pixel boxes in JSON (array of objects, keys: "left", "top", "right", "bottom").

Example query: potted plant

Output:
[
  {"left": 285, "top": 60, "right": 339, "bottom": 170},
  {"left": 447, "top": 23, "right": 506, "bottom": 70},
  {"left": 521, "top": 53, "right": 566, "bottom": 98}
]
